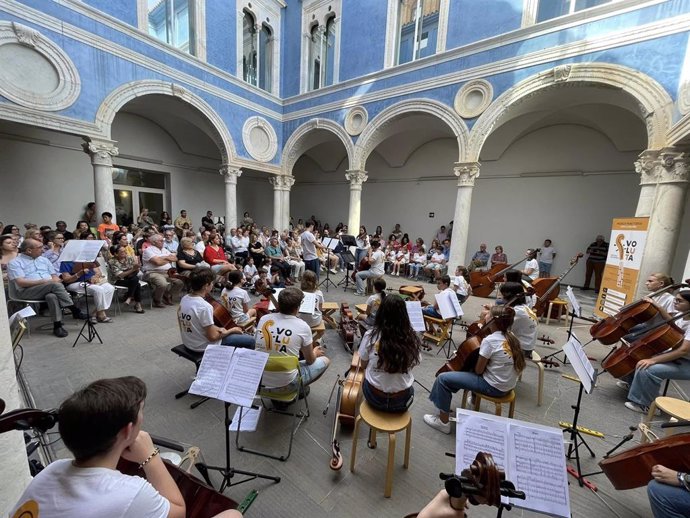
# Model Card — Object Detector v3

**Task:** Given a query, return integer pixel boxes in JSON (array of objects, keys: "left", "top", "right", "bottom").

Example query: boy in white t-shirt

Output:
[
  {"left": 355, "top": 240, "right": 386, "bottom": 296},
  {"left": 254, "top": 287, "right": 330, "bottom": 395},
  {"left": 243, "top": 256, "right": 258, "bottom": 284},
  {"left": 522, "top": 248, "right": 540, "bottom": 281},
  {"left": 422, "top": 275, "right": 455, "bottom": 319},
  {"left": 9, "top": 376, "right": 241, "bottom": 518},
  {"left": 220, "top": 270, "right": 256, "bottom": 325},
  {"left": 538, "top": 239, "right": 556, "bottom": 277},
  {"left": 451, "top": 265, "right": 472, "bottom": 304}
]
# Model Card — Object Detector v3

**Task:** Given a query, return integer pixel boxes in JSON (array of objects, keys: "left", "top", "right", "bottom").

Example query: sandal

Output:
[
  {"left": 134, "top": 305, "right": 145, "bottom": 314},
  {"left": 421, "top": 343, "right": 433, "bottom": 352},
  {"left": 97, "top": 316, "right": 113, "bottom": 323}
]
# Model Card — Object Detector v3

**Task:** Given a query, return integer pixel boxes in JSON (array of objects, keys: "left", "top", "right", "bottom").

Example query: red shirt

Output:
[{"left": 204, "top": 245, "right": 227, "bottom": 264}]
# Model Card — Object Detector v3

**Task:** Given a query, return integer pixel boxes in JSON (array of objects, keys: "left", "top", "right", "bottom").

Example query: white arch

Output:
[
  {"left": 467, "top": 63, "right": 674, "bottom": 162},
  {"left": 94, "top": 79, "right": 236, "bottom": 163},
  {"left": 281, "top": 118, "right": 355, "bottom": 175},
  {"left": 353, "top": 98, "right": 469, "bottom": 171}
]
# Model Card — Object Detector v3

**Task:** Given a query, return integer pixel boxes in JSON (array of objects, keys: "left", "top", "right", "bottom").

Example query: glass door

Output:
[
  {"left": 114, "top": 189, "right": 134, "bottom": 227},
  {"left": 138, "top": 192, "right": 165, "bottom": 227}
]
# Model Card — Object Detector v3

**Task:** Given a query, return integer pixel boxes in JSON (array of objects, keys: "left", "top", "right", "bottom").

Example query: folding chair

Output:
[{"left": 235, "top": 353, "right": 309, "bottom": 461}]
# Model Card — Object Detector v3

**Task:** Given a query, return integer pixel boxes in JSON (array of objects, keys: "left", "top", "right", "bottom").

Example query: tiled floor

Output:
[{"left": 11, "top": 272, "right": 686, "bottom": 517}]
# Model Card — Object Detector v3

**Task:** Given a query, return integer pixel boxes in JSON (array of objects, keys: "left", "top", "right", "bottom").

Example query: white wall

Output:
[{"left": 289, "top": 123, "right": 690, "bottom": 285}]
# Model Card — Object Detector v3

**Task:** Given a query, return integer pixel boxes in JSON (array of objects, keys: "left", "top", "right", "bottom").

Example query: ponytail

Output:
[
  {"left": 505, "top": 331, "right": 525, "bottom": 373},
  {"left": 374, "top": 278, "right": 387, "bottom": 302}
]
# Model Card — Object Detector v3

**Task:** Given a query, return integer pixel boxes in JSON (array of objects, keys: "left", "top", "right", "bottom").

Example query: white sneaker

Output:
[
  {"left": 466, "top": 393, "right": 473, "bottom": 406},
  {"left": 616, "top": 380, "right": 630, "bottom": 390},
  {"left": 624, "top": 401, "right": 648, "bottom": 414},
  {"left": 423, "top": 414, "right": 451, "bottom": 434}
]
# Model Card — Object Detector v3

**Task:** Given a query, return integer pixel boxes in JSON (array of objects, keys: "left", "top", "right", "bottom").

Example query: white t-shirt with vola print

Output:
[{"left": 479, "top": 331, "right": 519, "bottom": 393}]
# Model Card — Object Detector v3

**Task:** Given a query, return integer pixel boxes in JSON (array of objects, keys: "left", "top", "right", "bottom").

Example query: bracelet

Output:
[{"left": 139, "top": 447, "right": 160, "bottom": 469}]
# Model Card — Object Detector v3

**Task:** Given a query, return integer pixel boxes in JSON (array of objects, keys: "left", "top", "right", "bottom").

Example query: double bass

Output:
[
  {"left": 532, "top": 253, "right": 583, "bottom": 318},
  {"left": 590, "top": 281, "right": 689, "bottom": 345},
  {"left": 470, "top": 256, "right": 530, "bottom": 298}
]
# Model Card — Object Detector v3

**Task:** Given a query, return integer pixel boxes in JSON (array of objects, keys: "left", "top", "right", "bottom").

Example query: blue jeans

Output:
[
  {"left": 355, "top": 269, "right": 379, "bottom": 294},
  {"left": 409, "top": 263, "right": 422, "bottom": 277},
  {"left": 304, "top": 258, "right": 320, "bottom": 281},
  {"left": 355, "top": 248, "right": 367, "bottom": 265},
  {"left": 429, "top": 371, "right": 506, "bottom": 413},
  {"left": 423, "top": 306, "right": 442, "bottom": 319},
  {"left": 362, "top": 379, "right": 414, "bottom": 413},
  {"left": 221, "top": 334, "right": 256, "bottom": 349},
  {"left": 538, "top": 261, "right": 552, "bottom": 276},
  {"left": 628, "top": 358, "right": 690, "bottom": 408},
  {"left": 648, "top": 480, "right": 690, "bottom": 518}
]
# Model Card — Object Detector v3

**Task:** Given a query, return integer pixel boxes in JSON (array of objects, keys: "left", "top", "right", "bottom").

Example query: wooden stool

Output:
[
  {"left": 545, "top": 298, "right": 568, "bottom": 325},
  {"left": 238, "top": 316, "right": 256, "bottom": 334},
  {"left": 517, "top": 351, "right": 544, "bottom": 406},
  {"left": 641, "top": 397, "right": 690, "bottom": 443},
  {"left": 462, "top": 389, "right": 516, "bottom": 417},
  {"left": 322, "top": 302, "right": 339, "bottom": 328},
  {"left": 365, "top": 275, "right": 383, "bottom": 295},
  {"left": 422, "top": 315, "right": 453, "bottom": 348},
  {"left": 350, "top": 400, "right": 412, "bottom": 498},
  {"left": 311, "top": 321, "right": 326, "bottom": 341},
  {"left": 399, "top": 285, "right": 425, "bottom": 301}
]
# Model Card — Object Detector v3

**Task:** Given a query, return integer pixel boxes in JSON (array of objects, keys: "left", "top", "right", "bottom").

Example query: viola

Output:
[
  {"left": 470, "top": 257, "right": 529, "bottom": 298},
  {"left": 532, "top": 253, "right": 583, "bottom": 318},
  {"left": 602, "top": 310, "right": 689, "bottom": 379},
  {"left": 117, "top": 457, "right": 239, "bottom": 518},
  {"left": 590, "top": 281, "right": 689, "bottom": 345},
  {"left": 600, "top": 433, "right": 690, "bottom": 490}
]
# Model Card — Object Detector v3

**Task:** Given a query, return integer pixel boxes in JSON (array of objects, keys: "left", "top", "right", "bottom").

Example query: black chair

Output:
[{"left": 171, "top": 344, "right": 210, "bottom": 409}]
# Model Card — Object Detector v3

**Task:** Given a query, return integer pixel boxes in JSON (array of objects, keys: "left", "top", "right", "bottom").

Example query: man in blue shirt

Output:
[
  {"left": 468, "top": 243, "right": 490, "bottom": 272},
  {"left": 8, "top": 239, "right": 86, "bottom": 337}
]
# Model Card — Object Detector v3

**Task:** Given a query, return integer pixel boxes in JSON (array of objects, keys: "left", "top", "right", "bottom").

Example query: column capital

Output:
[
  {"left": 269, "top": 175, "right": 295, "bottom": 191},
  {"left": 453, "top": 162, "right": 481, "bottom": 187},
  {"left": 220, "top": 165, "right": 242, "bottom": 184},
  {"left": 345, "top": 169, "right": 368, "bottom": 186},
  {"left": 82, "top": 137, "right": 119, "bottom": 166},
  {"left": 635, "top": 148, "right": 689, "bottom": 186}
]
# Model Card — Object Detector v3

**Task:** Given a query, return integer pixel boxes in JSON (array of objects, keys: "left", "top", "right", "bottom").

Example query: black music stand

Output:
[
  {"left": 196, "top": 402, "right": 280, "bottom": 492},
  {"left": 73, "top": 265, "right": 102, "bottom": 347},
  {"left": 319, "top": 238, "right": 338, "bottom": 292},
  {"left": 337, "top": 251, "right": 356, "bottom": 292}
]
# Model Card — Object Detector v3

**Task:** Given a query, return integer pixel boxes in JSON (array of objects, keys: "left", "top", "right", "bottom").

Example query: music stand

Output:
[
  {"left": 337, "top": 250, "right": 356, "bottom": 292},
  {"left": 319, "top": 237, "right": 338, "bottom": 292}
]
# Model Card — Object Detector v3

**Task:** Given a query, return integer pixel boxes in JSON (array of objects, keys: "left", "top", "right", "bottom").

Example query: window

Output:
[
  {"left": 259, "top": 25, "right": 273, "bottom": 92},
  {"left": 238, "top": 2, "right": 279, "bottom": 93},
  {"left": 112, "top": 168, "right": 168, "bottom": 228},
  {"left": 535, "top": 0, "right": 611, "bottom": 23},
  {"left": 147, "top": 0, "right": 195, "bottom": 54},
  {"left": 397, "top": 0, "right": 440, "bottom": 65},
  {"left": 308, "top": 16, "right": 336, "bottom": 91},
  {"left": 242, "top": 11, "right": 258, "bottom": 86}
]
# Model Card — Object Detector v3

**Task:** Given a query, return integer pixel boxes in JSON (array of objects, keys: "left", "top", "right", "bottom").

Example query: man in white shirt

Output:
[
  {"left": 254, "top": 287, "right": 330, "bottom": 395},
  {"left": 538, "top": 239, "right": 556, "bottom": 277},
  {"left": 194, "top": 229, "right": 210, "bottom": 254},
  {"left": 231, "top": 229, "right": 249, "bottom": 264},
  {"left": 355, "top": 240, "right": 385, "bottom": 296},
  {"left": 9, "top": 376, "right": 241, "bottom": 518},
  {"left": 142, "top": 233, "right": 183, "bottom": 307},
  {"left": 163, "top": 229, "right": 179, "bottom": 254},
  {"left": 301, "top": 221, "right": 325, "bottom": 280},
  {"left": 522, "top": 248, "right": 540, "bottom": 281}
]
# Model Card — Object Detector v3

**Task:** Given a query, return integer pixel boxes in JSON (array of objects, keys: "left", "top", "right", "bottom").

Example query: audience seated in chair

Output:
[
  {"left": 7, "top": 238, "right": 86, "bottom": 337},
  {"left": 142, "top": 234, "right": 183, "bottom": 308}
]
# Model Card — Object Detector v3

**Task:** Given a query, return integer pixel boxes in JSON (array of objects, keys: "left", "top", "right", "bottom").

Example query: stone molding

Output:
[
  {"left": 94, "top": 80, "right": 236, "bottom": 164},
  {"left": 242, "top": 116, "right": 279, "bottom": 162},
  {"left": 0, "top": 22, "right": 80, "bottom": 111},
  {"left": 635, "top": 148, "right": 689, "bottom": 185},
  {"left": 345, "top": 169, "right": 368, "bottom": 187},
  {"left": 82, "top": 137, "right": 119, "bottom": 166},
  {"left": 454, "top": 162, "right": 480, "bottom": 187},
  {"left": 281, "top": 118, "right": 354, "bottom": 175},
  {"left": 467, "top": 62, "right": 674, "bottom": 162},
  {"left": 353, "top": 98, "right": 469, "bottom": 170},
  {"left": 269, "top": 175, "right": 296, "bottom": 190},
  {"left": 220, "top": 165, "right": 242, "bottom": 184},
  {"left": 454, "top": 79, "right": 493, "bottom": 119},
  {"left": 344, "top": 106, "right": 368, "bottom": 136}
]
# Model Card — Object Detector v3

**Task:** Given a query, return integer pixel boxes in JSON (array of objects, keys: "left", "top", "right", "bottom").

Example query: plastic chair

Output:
[{"left": 235, "top": 353, "right": 309, "bottom": 461}]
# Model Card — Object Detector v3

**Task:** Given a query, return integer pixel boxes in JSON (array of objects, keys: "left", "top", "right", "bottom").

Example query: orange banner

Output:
[{"left": 594, "top": 217, "right": 649, "bottom": 318}]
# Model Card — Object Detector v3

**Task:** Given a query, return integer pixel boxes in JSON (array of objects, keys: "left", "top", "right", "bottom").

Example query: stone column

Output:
[
  {"left": 281, "top": 176, "right": 295, "bottom": 231},
  {"left": 269, "top": 177, "right": 283, "bottom": 231},
  {"left": 636, "top": 148, "right": 689, "bottom": 294},
  {"left": 220, "top": 165, "right": 242, "bottom": 232},
  {"left": 82, "top": 137, "right": 119, "bottom": 223},
  {"left": 634, "top": 150, "right": 661, "bottom": 217},
  {"left": 345, "top": 170, "right": 368, "bottom": 232},
  {"left": 448, "top": 162, "right": 481, "bottom": 273}
]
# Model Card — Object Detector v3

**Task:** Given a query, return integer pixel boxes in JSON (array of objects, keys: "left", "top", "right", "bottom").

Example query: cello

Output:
[
  {"left": 470, "top": 256, "right": 529, "bottom": 298},
  {"left": 602, "top": 310, "right": 690, "bottom": 379},
  {"left": 532, "top": 253, "right": 583, "bottom": 318},
  {"left": 600, "top": 433, "right": 690, "bottom": 490},
  {"left": 590, "top": 280, "right": 689, "bottom": 346}
]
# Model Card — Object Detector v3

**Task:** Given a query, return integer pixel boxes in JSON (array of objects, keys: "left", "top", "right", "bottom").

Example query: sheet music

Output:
[
  {"left": 565, "top": 286, "right": 581, "bottom": 318},
  {"left": 455, "top": 409, "right": 570, "bottom": 518},
  {"left": 508, "top": 425, "right": 570, "bottom": 518},
  {"left": 230, "top": 406, "right": 262, "bottom": 431},
  {"left": 562, "top": 334, "right": 596, "bottom": 394},
  {"left": 406, "top": 301, "right": 425, "bottom": 332},
  {"left": 268, "top": 288, "right": 284, "bottom": 311},
  {"left": 59, "top": 239, "right": 106, "bottom": 263},
  {"left": 322, "top": 237, "right": 339, "bottom": 250},
  {"left": 9, "top": 306, "right": 35, "bottom": 327},
  {"left": 436, "top": 291, "right": 462, "bottom": 320},
  {"left": 299, "top": 292, "right": 317, "bottom": 315},
  {"left": 189, "top": 346, "right": 269, "bottom": 407}
]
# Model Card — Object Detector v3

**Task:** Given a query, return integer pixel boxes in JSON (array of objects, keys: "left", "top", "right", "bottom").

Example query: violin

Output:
[
  {"left": 602, "top": 310, "right": 690, "bottom": 379},
  {"left": 470, "top": 257, "right": 529, "bottom": 298},
  {"left": 532, "top": 253, "right": 583, "bottom": 318},
  {"left": 600, "top": 433, "right": 690, "bottom": 490},
  {"left": 590, "top": 281, "right": 689, "bottom": 345}
]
